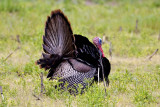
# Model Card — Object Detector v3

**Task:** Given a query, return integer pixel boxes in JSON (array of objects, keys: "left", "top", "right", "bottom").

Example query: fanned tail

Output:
[{"left": 36, "top": 9, "right": 76, "bottom": 76}]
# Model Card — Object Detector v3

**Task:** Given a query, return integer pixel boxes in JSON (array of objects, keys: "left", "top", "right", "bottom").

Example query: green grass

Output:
[{"left": 0, "top": 0, "right": 160, "bottom": 106}]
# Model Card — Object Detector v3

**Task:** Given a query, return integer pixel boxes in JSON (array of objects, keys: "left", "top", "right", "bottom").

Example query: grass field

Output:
[{"left": 0, "top": 0, "right": 160, "bottom": 106}]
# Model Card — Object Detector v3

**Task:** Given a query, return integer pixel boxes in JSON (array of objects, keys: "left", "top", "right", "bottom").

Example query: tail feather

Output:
[
  {"left": 36, "top": 9, "right": 76, "bottom": 73},
  {"left": 42, "top": 53, "right": 50, "bottom": 58}
]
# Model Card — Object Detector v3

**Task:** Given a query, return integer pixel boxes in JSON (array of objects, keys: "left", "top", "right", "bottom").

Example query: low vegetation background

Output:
[{"left": 0, "top": 0, "right": 160, "bottom": 106}]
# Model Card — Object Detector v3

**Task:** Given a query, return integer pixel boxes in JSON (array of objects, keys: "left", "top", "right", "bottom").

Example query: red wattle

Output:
[{"left": 99, "top": 46, "right": 105, "bottom": 57}]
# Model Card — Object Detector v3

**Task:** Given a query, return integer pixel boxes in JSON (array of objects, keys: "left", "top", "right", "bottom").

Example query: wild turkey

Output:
[{"left": 36, "top": 9, "right": 111, "bottom": 94}]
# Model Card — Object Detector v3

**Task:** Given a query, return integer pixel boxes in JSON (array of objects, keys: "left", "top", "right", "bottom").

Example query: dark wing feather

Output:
[
  {"left": 74, "top": 34, "right": 100, "bottom": 68},
  {"left": 68, "top": 59, "right": 91, "bottom": 73}
]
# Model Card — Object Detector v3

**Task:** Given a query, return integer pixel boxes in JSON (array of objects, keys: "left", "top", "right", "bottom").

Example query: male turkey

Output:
[{"left": 36, "top": 9, "right": 111, "bottom": 94}]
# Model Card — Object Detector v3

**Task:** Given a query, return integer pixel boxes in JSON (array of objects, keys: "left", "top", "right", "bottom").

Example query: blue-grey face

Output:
[{"left": 99, "top": 38, "right": 102, "bottom": 45}]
